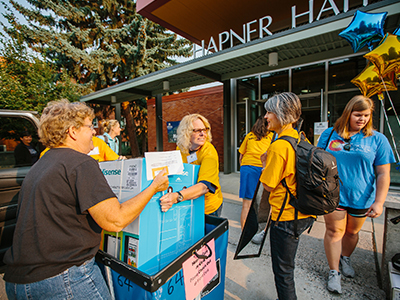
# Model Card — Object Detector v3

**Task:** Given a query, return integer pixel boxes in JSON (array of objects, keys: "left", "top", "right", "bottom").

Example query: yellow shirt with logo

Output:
[
  {"left": 239, "top": 132, "right": 274, "bottom": 167},
  {"left": 178, "top": 142, "right": 223, "bottom": 215},
  {"left": 260, "top": 128, "right": 314, "bottom": 222}
]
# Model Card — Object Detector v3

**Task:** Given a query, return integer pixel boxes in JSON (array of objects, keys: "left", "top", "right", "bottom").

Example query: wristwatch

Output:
[{"left": 176, "top": 191, "right": 184, "bottom": 203}]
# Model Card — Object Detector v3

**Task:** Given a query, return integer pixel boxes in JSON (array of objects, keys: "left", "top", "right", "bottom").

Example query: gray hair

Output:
[{"left": 264, "top": 92, "right": 301, "bottom": 126}]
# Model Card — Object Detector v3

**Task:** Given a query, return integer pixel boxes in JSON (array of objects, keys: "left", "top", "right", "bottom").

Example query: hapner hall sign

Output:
[{"left": 193, "top": 0, "right": 369, "bottom": 58}]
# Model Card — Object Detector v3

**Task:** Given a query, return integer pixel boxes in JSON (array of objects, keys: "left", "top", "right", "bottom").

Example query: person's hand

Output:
[
  {"left": 366, "top": 202, "right": 383, "bottom": 218},
  {"left": 159, "top": 192, "right": 178, "bottom": 213},
  {"left": 151, "top": 169, "right": 169, "bottom": 193},
  {"left": 118, "top": 156, "right": 127, "bottom": 160}
]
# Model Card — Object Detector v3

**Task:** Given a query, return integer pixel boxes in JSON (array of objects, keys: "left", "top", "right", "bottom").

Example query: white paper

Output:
[
  {"left": 314, "top": 121, "right": 328, "bottom": 135},
  {"left": 145, "top": 150, "right": 184, "bottom": 180}
]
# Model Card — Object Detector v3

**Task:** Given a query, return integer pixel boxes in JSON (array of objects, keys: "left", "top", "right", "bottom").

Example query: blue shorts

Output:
[{"left": 239, "top": 165, "right": 262, "bottom": 199}]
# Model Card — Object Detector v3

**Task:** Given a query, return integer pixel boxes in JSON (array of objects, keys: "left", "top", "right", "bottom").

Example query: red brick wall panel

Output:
[{"left": 147, "top": 86, "right": 224, "bottom": 170}]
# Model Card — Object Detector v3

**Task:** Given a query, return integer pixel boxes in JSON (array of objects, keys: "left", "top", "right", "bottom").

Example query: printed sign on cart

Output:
[{"left": 182, "top": 239, "right": 217, "bottom": 300}]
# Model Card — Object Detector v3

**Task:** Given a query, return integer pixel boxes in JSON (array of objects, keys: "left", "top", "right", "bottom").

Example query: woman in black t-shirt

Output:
[{"left": 4, "top": 100, "right": 169, "bottom": 300}]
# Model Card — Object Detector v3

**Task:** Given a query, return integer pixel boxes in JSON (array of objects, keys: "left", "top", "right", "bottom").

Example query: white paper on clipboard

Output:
[{"left": 144, "top": 150, "right": 184, "bottom": 180}]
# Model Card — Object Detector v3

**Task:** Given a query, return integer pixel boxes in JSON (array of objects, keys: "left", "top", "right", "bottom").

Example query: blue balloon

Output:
[
  {"left": 394, "top": 26, "right": 400, "bottom": 36},
  {"left": 339, "top": 10, "right": 387, "bottom": 53}
]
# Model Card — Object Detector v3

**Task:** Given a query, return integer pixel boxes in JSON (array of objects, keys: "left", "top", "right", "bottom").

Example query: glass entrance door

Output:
[
  {"left": 299, "top": 91, "right": 324, "bottom": 145},
  {"left": 236, "top": 98, "right": 265, "bottom": 171}
]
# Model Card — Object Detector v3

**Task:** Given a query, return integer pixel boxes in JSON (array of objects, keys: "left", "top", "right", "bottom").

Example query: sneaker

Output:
[
  {"left": 327, "top": 270, "right": 342, "bottom": 294},
  {"left": 340, "top": 255, "right": 355, "bottom": 278},
  {"left": 251, "top": 230, "right": 265, "bottom": 245}
]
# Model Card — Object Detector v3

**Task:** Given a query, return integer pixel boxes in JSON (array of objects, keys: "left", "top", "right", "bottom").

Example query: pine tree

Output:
[{"left": 2, "top": 0, "right": 192, "bottom": 156}]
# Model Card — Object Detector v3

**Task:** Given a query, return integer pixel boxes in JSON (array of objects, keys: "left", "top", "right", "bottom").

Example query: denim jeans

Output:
[
  {"left": 207, "top": 203, "right": 223, "bottom": 217},
  {"left": 270, "top": 217, "right": 315, "bottom": 300},
  {"left": 6, "top": 257, "right": 111, "bottom": 300}
]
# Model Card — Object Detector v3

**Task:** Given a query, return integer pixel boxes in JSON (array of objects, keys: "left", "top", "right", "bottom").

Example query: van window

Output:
[{"left": 0, "top": 116, "right": 41, "bottom": 169}]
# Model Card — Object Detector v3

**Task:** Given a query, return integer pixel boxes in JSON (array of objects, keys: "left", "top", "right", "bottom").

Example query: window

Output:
[
  {"left": 261, "top": 70, "right": 289, "bottom": 100},
  {"left": 292, "top": 63, "right": 325, "bottom": 95},
  {"left": 0, "top": 116, "right": 41, "bottom": 169},
  {"left": 329, "top": 56, "right": 366, "bottom": 91}
]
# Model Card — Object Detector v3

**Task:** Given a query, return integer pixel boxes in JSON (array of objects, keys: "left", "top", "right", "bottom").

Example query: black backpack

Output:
[{"left": 276, "top": 132, "right": 340, "bottom": 236}]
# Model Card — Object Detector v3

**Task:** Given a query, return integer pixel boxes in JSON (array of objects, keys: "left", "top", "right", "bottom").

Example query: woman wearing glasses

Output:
[
  {"left": 317, "top": 95, "right": 395, "bottom": 294},
  {"left": 3, "top": 100, "right": 169, "bottom": 300},
  {"left": 159, "top": 114, "right": 223, "bottom": 216}
]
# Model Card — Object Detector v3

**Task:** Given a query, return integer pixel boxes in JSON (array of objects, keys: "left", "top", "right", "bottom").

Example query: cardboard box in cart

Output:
[
  {"left": 99, "top": 158, "right": 205, "bottom": 275},
  {"left": 96, "top": 215, "right": 229, "bottom": 300}
]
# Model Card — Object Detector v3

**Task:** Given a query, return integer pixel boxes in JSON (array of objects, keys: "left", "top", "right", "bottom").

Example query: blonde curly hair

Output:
[
  {"left": 176, "top": 114, "right": 212, "bottom": 154},
  {"left": 39, "top": 100, "right": 94, "bottom": 148}
]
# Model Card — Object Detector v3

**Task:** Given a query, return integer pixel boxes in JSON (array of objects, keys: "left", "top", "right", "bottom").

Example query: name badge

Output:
[{"left": 187, "top": 153, "right": 197, "bottom": 164}]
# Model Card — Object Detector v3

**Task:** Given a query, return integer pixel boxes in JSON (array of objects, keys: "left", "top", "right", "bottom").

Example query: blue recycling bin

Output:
[{"left": 96, "top": 215, "right": 229, "bottom": 300}]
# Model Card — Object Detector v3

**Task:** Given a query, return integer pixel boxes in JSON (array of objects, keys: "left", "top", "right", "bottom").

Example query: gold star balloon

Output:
[
  {"left": 351, "top": 63, "right": 397, "bottom": 98},
  {"left": 364, "top": 33, "right": 400, "bottom": 77}
]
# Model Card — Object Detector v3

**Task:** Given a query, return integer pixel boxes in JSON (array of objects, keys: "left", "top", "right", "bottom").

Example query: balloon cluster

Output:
[
  {"left": 339, "top": 11, "right": 400, "bottom": 169},
  {"left": 338, "top": 10, "right": 400, "bottom": 98}
]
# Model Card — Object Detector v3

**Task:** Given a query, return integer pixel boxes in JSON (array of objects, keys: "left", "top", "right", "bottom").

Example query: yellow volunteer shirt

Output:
[
  {"left": 239, "top": 132, "right": 274, "bottom": 167},
  {"left": 178, "top": 142, "right": 223, "bottom": 215},
  {"left": 41, "top": 137, "right": 119, "bottom": 162},
  {"left": 260, "top": 128, "right": 313, "bottom": 222},
  {"left": 89, "top": 136, "right": 119, "bottom": 162}
]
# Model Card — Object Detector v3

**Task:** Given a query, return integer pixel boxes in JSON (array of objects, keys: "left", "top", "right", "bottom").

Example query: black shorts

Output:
[{"left": 336, "top": 206, "right": 368, "bottom": 218}]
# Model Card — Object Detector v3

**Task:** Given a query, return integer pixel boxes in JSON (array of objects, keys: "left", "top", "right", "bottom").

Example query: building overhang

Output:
[{"left": 81, "top": 0, "right": 400, "bottom": 105}]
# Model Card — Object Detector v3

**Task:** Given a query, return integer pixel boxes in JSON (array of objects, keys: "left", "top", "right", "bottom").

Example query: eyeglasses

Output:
[
  {"left": 82, "top": 124, "right": 95, "bottom": 131},
  {"left": 193, "top": 127, "right": 210, "bottom": 134},
  {"left": 343, "top": 139, "right": 351, "bottom": 151}
]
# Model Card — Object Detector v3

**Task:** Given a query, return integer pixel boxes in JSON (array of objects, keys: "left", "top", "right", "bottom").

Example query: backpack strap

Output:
[
  {"left": 103, "top": 134, "right": 110, "bottom": 147},
  {"left": 276, "top": 135, "right": 300, "bottom": 238},
  {"left": 324, "top": 128, "right": 335, "bottom": 150}
]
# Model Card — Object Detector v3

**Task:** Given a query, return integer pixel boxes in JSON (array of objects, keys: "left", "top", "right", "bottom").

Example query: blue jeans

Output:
[
  {"left": 6, "top": 257, "right": 111, "bottom": 300},
  {"left": 270, "top": 217, "right": 315, "bottom": 300},
  {"left": 208, "top": 203, "right": 223, "bottom": 217}
]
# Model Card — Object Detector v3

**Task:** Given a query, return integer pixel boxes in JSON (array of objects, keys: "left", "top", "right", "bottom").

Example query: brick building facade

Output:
[{"left": 147, "top": 86, "right": 224, "bottom": 170}]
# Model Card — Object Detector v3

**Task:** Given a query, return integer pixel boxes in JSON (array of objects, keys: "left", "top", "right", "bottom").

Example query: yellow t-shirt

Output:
[
  {"left": 89, "top": 136, "right": 119, "bottom": 162},
  {"left": 178, "top": 142, "right": 223, "bottom": 215},
  {"left": 40, "top": 137, "right": 119, "bottom": 162},
  {"left": 260, "top": 128, "right": 314, "bottom": 222},
  {"left": 239, "top": 132, "right": 274, "bottom": 167}
]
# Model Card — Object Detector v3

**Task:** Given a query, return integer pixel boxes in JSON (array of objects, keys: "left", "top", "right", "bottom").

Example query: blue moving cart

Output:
[{"left": 96, "top": 215, "right": 229, "bottom": 300}]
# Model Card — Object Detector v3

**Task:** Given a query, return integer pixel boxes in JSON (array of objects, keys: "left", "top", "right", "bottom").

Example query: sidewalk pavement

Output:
[{"left": 219, "top": 172, "right": 386, "bottom": 300}]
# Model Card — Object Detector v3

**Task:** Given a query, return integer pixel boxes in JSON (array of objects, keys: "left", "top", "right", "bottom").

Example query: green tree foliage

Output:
[
  {"left": 0, "top": 35, "right": 87, "bottom": 113},
  {"left": 1, "top": 0, "right": 192, "bottom": 156}
]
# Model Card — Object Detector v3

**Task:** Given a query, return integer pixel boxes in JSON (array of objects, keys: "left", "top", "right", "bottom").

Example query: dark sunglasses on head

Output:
[{"left": 343, "top": 138, "right": 351, "bottom": 151}]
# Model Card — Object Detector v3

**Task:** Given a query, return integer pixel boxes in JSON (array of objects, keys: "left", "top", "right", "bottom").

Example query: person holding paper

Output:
[
  {"left": 159, "top": 114, "right": 223, "bottom": 216},
  {"left": 3, "top": 100, "right": 169, "bottom": 300}
]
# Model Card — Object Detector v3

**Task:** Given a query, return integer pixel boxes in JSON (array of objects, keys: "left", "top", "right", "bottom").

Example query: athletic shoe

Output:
[
  {"left": 327, "top": 270, "right": 342, "bottom": 294},
  {"left": 251, "top": 230, "right": 265, "bottom": 245},
  {"left": 340, "top": 255, "right": 355, "bottom": 278}
]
